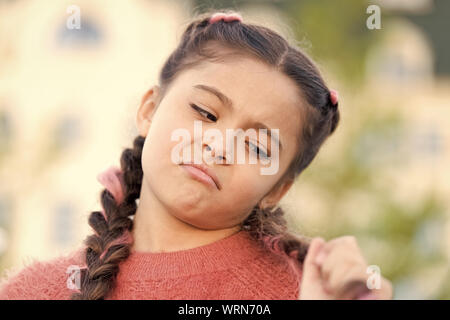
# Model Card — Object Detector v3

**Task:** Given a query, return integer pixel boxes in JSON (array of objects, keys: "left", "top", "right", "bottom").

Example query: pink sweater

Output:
[{"left": 0, "top": 230, "right": 303, "bottom": 300}]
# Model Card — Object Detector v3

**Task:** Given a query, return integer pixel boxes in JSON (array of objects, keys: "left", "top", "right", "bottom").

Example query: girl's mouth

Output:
[{"left": 179, "top": 163, "right": 221, "bottom": 190}]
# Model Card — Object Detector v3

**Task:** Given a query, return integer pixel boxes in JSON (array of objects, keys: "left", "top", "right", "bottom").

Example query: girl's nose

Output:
[{"left": 203, "top": 141, "right": 227, "bottom": 164}]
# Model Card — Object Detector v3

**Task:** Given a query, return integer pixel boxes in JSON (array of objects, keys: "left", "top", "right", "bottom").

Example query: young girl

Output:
[{"left": 0, "top": 10, "right": 392, "bottom": 300}]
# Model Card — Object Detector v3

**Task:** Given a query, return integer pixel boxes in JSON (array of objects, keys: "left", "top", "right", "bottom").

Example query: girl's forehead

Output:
[{"left": 178, "top": 58, "right": 304, "bottom": 113}]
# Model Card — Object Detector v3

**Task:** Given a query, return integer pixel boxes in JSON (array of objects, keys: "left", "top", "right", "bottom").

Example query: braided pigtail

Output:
[
  {"left": 71, "top": 135, "right": 145, "bottom": 300},
  {"left": 242, "top": 205, "right": 311, "bottom": 265}
]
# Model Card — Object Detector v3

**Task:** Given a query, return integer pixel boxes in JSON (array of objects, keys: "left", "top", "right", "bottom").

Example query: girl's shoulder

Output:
[{"left": 0, "top": 247, "right": 86, "bottom": 300}]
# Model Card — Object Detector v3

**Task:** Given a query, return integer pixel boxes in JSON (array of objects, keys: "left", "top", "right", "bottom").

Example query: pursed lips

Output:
[{"left": 180, "top": 162, "right": 222, "bottom": 190}]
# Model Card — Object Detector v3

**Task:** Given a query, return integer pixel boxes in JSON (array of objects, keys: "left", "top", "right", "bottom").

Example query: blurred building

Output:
[{"left": 0, "top": 0, "right": 189, "bottom": 269}]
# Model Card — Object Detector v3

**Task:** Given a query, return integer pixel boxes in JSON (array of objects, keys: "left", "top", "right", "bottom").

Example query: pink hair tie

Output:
[
  {"left": 209, "top": 12, "right": 243, "bottom": 24},
  {"left": 96, "top": 166, "right": 125, "bottom": 207},
  {"left": 330, "top": 89, "right": 339, "bottom": 106},
  {"left": 94, "top": 167, "right": 134, "bottom": 262}
]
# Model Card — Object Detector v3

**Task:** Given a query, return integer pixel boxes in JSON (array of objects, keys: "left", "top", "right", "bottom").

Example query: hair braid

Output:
[
  {"left": 71, "top": 135, "right": 145, "bottom": 300},
  {"left": 242, "top": 205, "right": 311, "bottom": 265}
]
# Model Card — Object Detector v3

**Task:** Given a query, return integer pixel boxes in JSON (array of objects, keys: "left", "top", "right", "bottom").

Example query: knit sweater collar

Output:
[{"left": 117, "top": 229, "right": 266, "bottom": 280}]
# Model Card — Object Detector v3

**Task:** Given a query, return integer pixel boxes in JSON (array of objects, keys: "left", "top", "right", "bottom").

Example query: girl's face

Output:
[{"left": 136, "top": 56, "right": 305, "bottom": 229}]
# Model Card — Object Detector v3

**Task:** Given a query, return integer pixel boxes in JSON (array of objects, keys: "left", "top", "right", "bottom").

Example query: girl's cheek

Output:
[
  {"left": 239, "top": 164, "right": 277, "bottom": 189},
  {"left": 230, "top": 170, "right": 268, "bottom": 201}
]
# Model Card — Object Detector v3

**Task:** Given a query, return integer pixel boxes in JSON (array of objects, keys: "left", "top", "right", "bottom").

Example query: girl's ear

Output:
[
  {"left": 259, "top": 178, "right": 294, "bottom": 209},
  {"left": 136, "top": 85, "right": 161, "bottom": 137}
]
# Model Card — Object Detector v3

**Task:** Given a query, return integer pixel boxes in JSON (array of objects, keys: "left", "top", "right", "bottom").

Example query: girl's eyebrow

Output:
[
  {"left": 253, "top": 121, "right": 283, "bottom": 152},
  {"left": 193, "top": 84, "right": 283, "bottom": 151},
  {"left": 193, "top": 84, "right": 234, "bottom": 110}
]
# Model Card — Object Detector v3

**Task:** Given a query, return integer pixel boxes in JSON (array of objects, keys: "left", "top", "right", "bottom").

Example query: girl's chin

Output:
[{"left": 171, "top": 211, "right": 217, "bottom": 229}]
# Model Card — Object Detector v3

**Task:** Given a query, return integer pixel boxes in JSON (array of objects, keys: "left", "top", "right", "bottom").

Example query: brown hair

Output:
[{"left": 71, "top": 9, "right": 340, "bottom": 300}]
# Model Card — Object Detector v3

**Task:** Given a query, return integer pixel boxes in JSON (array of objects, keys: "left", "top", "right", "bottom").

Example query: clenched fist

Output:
[{"left": 299, "top": 236, "right": 393, "bottom": 300}]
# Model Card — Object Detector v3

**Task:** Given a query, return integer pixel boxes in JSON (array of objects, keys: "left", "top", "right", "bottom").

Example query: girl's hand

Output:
[{"left": 299, "top": 236, "right": 393, "bottom": 300}]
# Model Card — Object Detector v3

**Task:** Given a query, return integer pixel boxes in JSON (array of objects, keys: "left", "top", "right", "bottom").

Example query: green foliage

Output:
[
  {"left": 297, "top": 102, "right": 448, "bottom": 299},
  {"left": 281, "top": 0, "right": 382, "bottom": 84}
]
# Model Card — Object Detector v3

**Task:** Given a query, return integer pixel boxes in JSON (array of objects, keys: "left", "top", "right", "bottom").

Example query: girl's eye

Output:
[
  {"left": 190, "top": 103, "right": 217, "bottom": 122},
  {"left": 247, "top": 141, "right": 269, "bottom": 160}
]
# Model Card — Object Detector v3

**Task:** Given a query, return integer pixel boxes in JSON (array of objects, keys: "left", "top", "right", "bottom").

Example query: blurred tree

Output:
[
  {"left": 280, "top": 0, "right": 383, "bottom": 84},
  {"left": 193, "top": 0, "right": 384, "bottom": 84},
  {"left": 405, "top": 0, "right": 450, "bottom": 76},
  {"left": 298, "top": 103, "right": 449, "bottom": 299}
]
